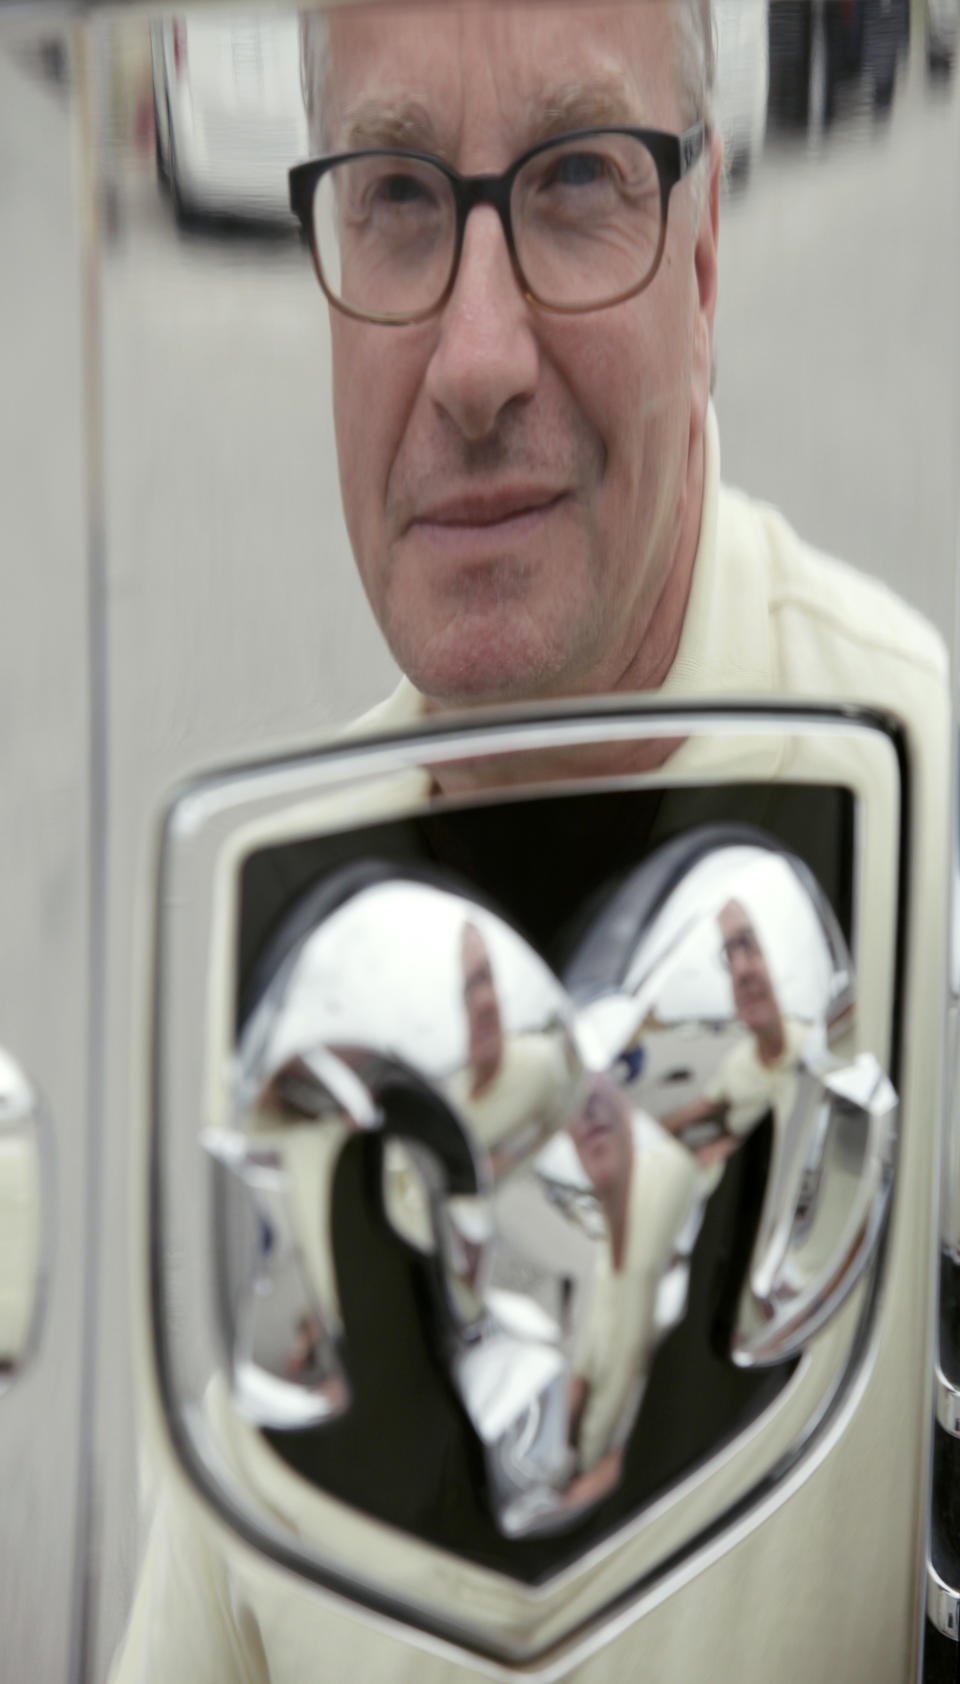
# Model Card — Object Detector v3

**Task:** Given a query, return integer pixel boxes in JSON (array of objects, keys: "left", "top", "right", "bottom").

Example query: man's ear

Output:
[{"left": 691, "top": 128, "right": 722, "bottom": 427}]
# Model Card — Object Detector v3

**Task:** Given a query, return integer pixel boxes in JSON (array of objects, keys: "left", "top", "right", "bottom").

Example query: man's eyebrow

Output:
[
  {"left": 335, "top": 79, "right": 647, "bottom": 160},
  {"left": 337, "top": 99, "right": 442, "bottom": 153},
  {"left": 522, "top": 80, "right": 644, "bottom": 144}
]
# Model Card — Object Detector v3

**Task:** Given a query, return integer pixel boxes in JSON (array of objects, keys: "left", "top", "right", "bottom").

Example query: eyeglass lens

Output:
[
  {"left": 514, "top": 133, "right": 662, "bottom": 307},
  {"left": 310, "top": 134, "right": 665, "bottom": 322},
  {"left": 314, "top": 154, "right": 456, "bottom": 321},
  {"left": 722, "top": 929, "right": 761, "bottom": 968}
]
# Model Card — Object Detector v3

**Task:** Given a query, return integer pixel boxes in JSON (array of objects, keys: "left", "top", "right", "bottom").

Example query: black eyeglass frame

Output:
[{"left": 288, "top": 121, "right": 707, "bottom": 326}]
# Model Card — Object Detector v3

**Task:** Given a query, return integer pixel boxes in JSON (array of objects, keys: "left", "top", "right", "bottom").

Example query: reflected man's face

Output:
[
  {"left": 718, "top": 900, "right": 781, "bottom": 1041},
  {"left": 461, "top": 923, "right": 503, "bottom": 1080},
  {"left": 325, "top": 2, "right": 720, "bottom": 707},
  {"left": 570, "top": 1075, "right": 633, "bottom": 1199}
]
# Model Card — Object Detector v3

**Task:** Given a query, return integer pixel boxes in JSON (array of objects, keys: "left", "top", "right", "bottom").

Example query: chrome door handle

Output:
[{"left": 0, "top": 1048, "right": 48, "bottom": 1389}]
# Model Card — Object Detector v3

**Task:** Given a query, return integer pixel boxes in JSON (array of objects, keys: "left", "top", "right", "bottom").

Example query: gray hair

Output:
[
  {"left": 674, "top": 0, "right": 716, "bottom": 222},
  {"left": 675, "top": 0, "right": 716, "bottom": 127},
  {"left": 301, "top": 1, "right": 714, "bottom": 152},
  {"left": 301, "top": 8, "right": 330, "bottom": 151}
]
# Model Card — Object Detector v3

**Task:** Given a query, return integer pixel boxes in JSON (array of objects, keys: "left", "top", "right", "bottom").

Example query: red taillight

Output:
[{"left": 172, "top": 18, "right": 187, "bottom": 76}]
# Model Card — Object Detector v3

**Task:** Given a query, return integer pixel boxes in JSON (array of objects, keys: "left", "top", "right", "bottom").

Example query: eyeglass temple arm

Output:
[{"left": 679, "top": 122, "right": 707, "bottom": 178}]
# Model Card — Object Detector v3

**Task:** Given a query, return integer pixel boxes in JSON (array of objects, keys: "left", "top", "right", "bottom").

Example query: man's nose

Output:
[{"left": 424, "top": 207, "right": 540, "bottom": 441}]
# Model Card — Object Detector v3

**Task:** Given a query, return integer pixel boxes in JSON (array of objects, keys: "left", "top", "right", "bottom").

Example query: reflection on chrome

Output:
[
  {"left": 214, "top": 834, "right": 897, "bottom": 1535},
  {"left": 202, "top": 1044, "right": 382, "bottom": 1429},
  {"left": 570, "top": 837, "right": 897, "bottom": 1367}
]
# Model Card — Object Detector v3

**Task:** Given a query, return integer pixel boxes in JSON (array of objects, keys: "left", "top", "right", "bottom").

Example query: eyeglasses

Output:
[
  {"left": 289, "top": 123, "right": 705, "bottom": 326},
  {"left": 720, "top": 928, "right": 762, "bottom": 969},
  {"left": 463, "top": 959, "right": 495, "bottom": 999}
]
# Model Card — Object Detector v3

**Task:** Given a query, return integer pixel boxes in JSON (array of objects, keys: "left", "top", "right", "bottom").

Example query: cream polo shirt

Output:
[
  {"left": 445, "top": 1032, "right": 572, "bottom": 1158},
  {"left": 110, "top": 406, "right": 950, "bottom": 1684},
  {"left": 704, "top": 1018, "right": 813, "bottom": 1143}
]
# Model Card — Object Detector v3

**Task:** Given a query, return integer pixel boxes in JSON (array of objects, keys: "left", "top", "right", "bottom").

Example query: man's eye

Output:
[
  {"left": 373, "top": 172, "right": 433, "bottom": 207},
  {"left": 546, "top": 151, "right": 612, "bottom": 190},
  {"left": 343, "top": 163, "right": 448, "bottom": 246},
  {"left": 521, "top": 141, "right": 658, "bottom": 221},
  {"left": 525, "top": 148, "right": 636, "bottom": 226}
]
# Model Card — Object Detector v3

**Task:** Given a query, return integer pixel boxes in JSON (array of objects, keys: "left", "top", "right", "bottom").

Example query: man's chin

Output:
[
  {"left": 421, "top": 677, "right": 548, "bottom": 713},
  {"left": 399, "top": 630, "right": 567, "bottom": 713}
]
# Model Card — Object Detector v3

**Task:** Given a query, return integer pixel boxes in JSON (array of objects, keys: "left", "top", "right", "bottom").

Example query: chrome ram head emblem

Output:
[{"left": 204, "top": 835, "right": 895, "bottom": 1541}]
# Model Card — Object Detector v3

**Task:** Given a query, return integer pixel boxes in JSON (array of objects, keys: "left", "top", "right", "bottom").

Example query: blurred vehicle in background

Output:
[
  {"left": 150, "top": 13, "right": 308, "bottom": 223},
  {"left": 714, "top": 0, "right": 769, "bottom": 180},
  {"left": 768, "top": 0, "right": 910, "bottom": 131},
  {"left": 926, "top": 0, "right": 958, "bottom": 73}
]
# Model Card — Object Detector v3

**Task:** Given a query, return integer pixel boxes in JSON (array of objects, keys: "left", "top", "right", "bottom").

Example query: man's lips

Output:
[{"left": 404, "top": 486, "right": 567, "bottom": 534}]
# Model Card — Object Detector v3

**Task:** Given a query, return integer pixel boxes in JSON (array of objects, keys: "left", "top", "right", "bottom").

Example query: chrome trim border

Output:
[{"left": 150, "top": 699, "right": 907, "bottom": 1666}]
